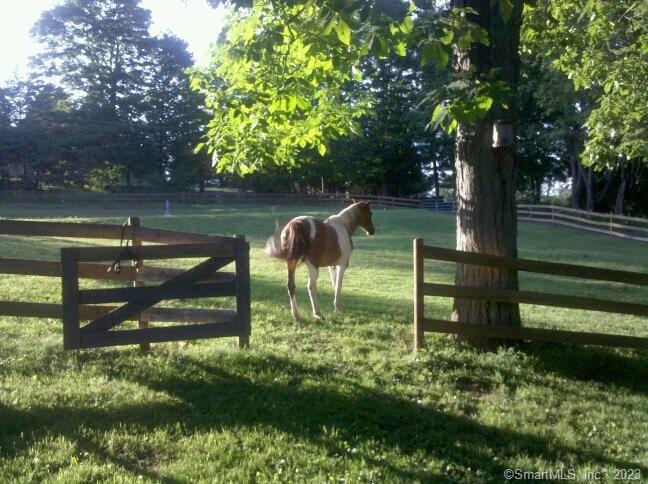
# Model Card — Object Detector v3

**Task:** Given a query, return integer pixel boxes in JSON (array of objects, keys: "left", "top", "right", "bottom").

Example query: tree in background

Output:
[
  {"left": 14, "top": 0, "right": 208, "bottom": 190},
  {"left": 523, "top": 0, "right": 648, "bottom": 214}
]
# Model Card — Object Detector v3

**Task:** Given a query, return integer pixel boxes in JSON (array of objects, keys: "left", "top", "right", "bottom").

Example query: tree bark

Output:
[
  {"left": 614, "top": 163, "right": 626, "bottom": 215},
  {"left": 432, "top": 158, "right": 440, "bottom": 197},
  {"left": 582, "top": 167, "right": 594, "bottom": 211},
  {"left": 569, "top": 154, "right": 582, "bottom": 209},
  {"left": 451, "top": 0, "right": 523, "bottom": 342}
]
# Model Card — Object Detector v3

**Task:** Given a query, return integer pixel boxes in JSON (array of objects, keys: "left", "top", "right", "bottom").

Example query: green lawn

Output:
[{"left": 0, "top": 203, "right": 646, "bottom": 483}]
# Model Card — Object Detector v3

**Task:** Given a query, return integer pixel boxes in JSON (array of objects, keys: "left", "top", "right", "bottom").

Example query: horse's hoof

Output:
[{"left": 313, "top": 313, "right": 323, "bottom": 320}]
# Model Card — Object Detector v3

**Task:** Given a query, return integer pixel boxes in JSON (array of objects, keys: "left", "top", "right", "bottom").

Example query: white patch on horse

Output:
[
  {"left": 328, "top": 221, "right": 352, "bottom": 267},
  {"left": 291, "top": 216, "right": 316, "bottom": 239}
]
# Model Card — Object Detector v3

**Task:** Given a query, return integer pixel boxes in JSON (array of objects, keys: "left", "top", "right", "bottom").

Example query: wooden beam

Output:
[
  {"left": 423, "top": 318, "right": 648, "bottom": 349},
  {"left": 78, "top": 280, "right": 236, "bottom": 305},
  {"left": 0, "top": 258, "right": 135, "bottom": 280},
  {"left": 82, "top": 256, "right": 233, "bottom": 332},
  {"left": 79, "top": 321, "right": 240, "bottom": 348},
  {"left": 420, "top": 245, "right": 648, "bottom": 285},
  {"left": 61, "top": 248, "right": 80, "bottom": 349},
  {"left": 0, "top": 302, "right": 236, "bottom": 325},
  {"left": 72, "top": 243, "right": 236, "bottom": 262},
  {"left": 413, "top": 239, "right": 424, "bottom": 351},
  {"left": 0, "top": 220, "right": 126, "bottom": 239},
  {"left": 234, "top": 236, "right": 251, "bottom": 348},
  {"left": 423, "top": 282, "right": 648, "bottom": 317},
  {"left": 139, "top": 266, "right": 234, "bottom": 283}
]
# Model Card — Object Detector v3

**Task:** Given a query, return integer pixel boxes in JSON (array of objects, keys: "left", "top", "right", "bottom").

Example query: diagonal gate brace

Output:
[{"left": 82, "top": 256, "right": 233, "bottom": 333}]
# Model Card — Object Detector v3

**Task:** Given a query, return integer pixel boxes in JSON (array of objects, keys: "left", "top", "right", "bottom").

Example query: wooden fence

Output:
[
  {"left": 3, "top": 190, "right": 647, "bottom": 242},
  {"left": 413, "top": 239, "right": 648, "bottom": 351},
  {"left": 0, "top": 218, "right": 251, "bottom": 350},
  {"left": 518, "top": 204, "right": 648, "bottom": 242}
]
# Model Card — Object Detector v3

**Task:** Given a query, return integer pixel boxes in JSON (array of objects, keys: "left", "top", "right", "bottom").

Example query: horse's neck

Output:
[{"left": 328, "top": 206, "right": 358, "bottom": 236}]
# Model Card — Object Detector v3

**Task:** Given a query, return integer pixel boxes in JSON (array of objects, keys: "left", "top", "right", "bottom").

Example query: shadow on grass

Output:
[
  {"left": 2, "top": 353, "right": 646, "bottom": 481},
  {"left": 525, "top": 344, "right": 648, "bottom": 396}
]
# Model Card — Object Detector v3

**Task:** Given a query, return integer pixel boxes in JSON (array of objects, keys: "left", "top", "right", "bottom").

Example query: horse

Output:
[{"left": 265, "top": 200, "right": 375, "bottom": 320}]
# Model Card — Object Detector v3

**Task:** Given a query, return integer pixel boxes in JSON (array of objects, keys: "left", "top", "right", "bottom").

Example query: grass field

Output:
[{"left": 0, "top": 203, "right": 647, "bottom": 483}]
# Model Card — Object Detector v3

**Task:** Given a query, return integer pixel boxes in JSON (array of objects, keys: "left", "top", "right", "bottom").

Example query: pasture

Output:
[{"left": 1, "top": 203, "right": 647, "bottom": 482}]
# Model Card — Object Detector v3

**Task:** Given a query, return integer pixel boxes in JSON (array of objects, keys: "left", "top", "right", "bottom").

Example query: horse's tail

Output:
[{"left": 265, "top": 219, "right": 310, "bottom": 262}]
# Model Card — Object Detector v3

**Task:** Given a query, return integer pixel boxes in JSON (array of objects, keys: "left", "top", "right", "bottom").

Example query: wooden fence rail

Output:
[
  {"left": 0, "top": 218, "right": 251, "bottom": 351},
  {"left": 3, "top": 191, "right": 647, "bottom": 241},
  {"left": 518, "top": 204, "right": 648, "bottom": 242},
  {"left": 413, "top": 239, "right": 648, "bottom": 351}
]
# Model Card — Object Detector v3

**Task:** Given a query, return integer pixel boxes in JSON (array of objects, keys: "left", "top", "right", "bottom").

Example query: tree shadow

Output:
[
  {"left": 2, "top": 353, "right": 645, "bottom": 481},
  {"left": 523, "top": 343, "right": 648, "bottom": 397}
]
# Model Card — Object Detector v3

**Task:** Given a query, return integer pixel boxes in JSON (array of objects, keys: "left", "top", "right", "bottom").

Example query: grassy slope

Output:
[{"left": 0, "top": 203, "right": 646, "bottom": 483}]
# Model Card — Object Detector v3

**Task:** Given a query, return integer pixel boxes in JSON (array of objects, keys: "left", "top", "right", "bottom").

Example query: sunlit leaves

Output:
[
  {"left": 190, "top": 2, "right": 370, "bottom": 174},
  {"left": 523, "top": 0, "right": 648, "bottom": 166},
  {"left": 335, "top": 18, "right": 351, "bottom": 45}
]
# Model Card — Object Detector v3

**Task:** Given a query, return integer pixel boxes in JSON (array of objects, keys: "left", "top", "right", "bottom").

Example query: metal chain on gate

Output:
[{"left": 107, "top": 222, "right": 139, "bottom": 274}]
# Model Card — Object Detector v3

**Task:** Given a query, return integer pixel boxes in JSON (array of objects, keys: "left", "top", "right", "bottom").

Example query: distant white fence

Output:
[
  {"left": 518, "top": 204, "right": 648, "bottom": 242},
  {"left": 1, "top": 191, "right": 646, "bottom": 242}
]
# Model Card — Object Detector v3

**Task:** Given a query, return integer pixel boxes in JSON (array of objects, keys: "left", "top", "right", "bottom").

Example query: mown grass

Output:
[{"left": 0, "top": 202, "right": 646, "bottom": 483}]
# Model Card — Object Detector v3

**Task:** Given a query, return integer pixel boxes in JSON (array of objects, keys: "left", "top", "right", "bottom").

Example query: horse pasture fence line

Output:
[
  {"left": 518, "top": 204, "right": 648, "bottom": 242},
  {"left": 413, "top": 239, "right": 648, "bottom": 351},
  {"left": 1, "top": 191, "right": 647, "bottom": 241},
  {"left": 0, "top": 218, "right": 251, "bottom": 351}
]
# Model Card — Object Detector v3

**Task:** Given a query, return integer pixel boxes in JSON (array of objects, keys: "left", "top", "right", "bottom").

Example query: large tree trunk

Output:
[
  {"left": 431, "top": 158, "right": 440, "bottom": 197},
  {"left": 569, "top": 154, "right": 582, "bottom": 209},
  {"left": 614, "top": 163, "right": 627, "bottom": 215},
  {"left": 582, "top": 167, "right": 594, "bottom": 211},
  {"left": 451, "top": 0, "right": 523, "bottom": 341}
]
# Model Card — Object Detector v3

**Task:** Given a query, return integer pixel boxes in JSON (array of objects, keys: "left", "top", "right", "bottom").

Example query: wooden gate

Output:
[{"left": 0, "top": 218, "right": 251, "bottom": 350}]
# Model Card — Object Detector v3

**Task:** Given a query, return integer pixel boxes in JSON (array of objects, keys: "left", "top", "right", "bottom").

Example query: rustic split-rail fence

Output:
[
  {"left": 0, "top": 217, "right": 251, "bottom": 350},
  {"left": 413, "top": 239, "right": 648, "bottom": 351},
  {"left": 1, "top": 191, "right": 646, "bottom": 242}
]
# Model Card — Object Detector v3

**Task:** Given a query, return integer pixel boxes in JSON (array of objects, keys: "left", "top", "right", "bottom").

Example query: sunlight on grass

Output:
[{"left": 0, "top": 203, "right": 646, "bottom": 482}]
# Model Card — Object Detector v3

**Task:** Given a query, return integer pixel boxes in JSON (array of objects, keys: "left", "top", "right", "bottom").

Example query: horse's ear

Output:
[
  {"left": 351, "top": 198, "right": 357, "bottom": 204},
  {"left": 366, "top": 201, "right": 371, "bottom": 206}
]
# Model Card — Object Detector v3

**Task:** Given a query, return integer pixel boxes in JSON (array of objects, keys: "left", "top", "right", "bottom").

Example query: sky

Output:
[{"left": 0, "top": 0, "right": 228, "bottom": 85}]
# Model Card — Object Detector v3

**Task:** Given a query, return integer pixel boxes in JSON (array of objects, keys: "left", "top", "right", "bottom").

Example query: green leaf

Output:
[
  {"left": 323, "top": 15, "right": 337, "bottom": 35},
  {"left": 352, "top": 65, "right": 363, "bottom": 81},
  {"left": 317, "top": 143, "right": 327, "bottom": 156},
  {"left": 286, "top": 96, "right": 297, "bottom": 112},
  {"left": 335, "top": 18, "right": 351, "bottom": 45},
  {"left": 376, "top": 36, "right": 389, "bottom": 58},
  {"left": 430, "top": 103, "right": 446, "bottom": 129},
  {"left": 500, "top": 0, "right": 513, "bottom": 23},
  {"left": 394, "top": 42, "right": 407, "bottom": 57},
  {"left": 476, "top": 95, "right": 493, "bottom": 111},
  {"left": 440, "top": 29, "right": 454, "bottom": 45},
  {"left": 399, "top": 16, "right": 414, "bottom": 34},
  {"left": 194, "top": 142, "right": 205, "bottom": 154},
  {"left": 421, "top": 42, "right": 449, "bottom": 68},
  {"left": 457, "top": 31, "right": 472, "bottom": 50}
]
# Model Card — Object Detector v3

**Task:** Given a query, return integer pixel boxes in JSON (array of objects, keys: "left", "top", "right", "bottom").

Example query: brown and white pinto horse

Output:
[{"left": 265, "top": 201, "right": 375, "bottom": 320}]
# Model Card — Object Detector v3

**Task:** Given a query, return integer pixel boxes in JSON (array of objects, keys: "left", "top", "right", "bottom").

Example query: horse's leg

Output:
[
  {"left": 286, "top": 262, "right": 300, "bottom": 321},
  {"left": 333, "top": 264, "right": 347, "bottom": 312},
  {"left": 306, "top": 263, "right": 322, "bottom": 319},
  {"left": 328, "top": 266, "right": 337, "bottom": 292}
]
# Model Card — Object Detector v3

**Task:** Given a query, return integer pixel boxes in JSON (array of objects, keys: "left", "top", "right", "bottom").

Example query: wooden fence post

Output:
[
  {"left": 235, "top": 234, "right": 251, "bottom": 348},
  {"left": 128, "top": 216, "right": 149, "bottom": 353},
  {"left": 61, "top": 248, "right": 80, "bottom": 349},
  {"left": 413, "top": 238, "right": 424, "bottom": 351}
]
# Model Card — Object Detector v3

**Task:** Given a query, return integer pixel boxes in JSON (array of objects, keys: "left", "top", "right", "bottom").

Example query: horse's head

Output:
[{"left": 352, "top": 200, "right": 375, "bottom": 235}]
